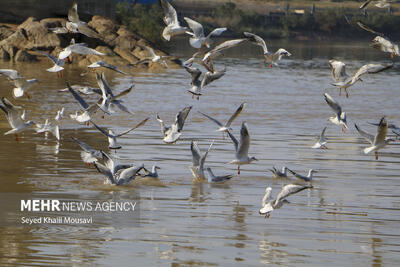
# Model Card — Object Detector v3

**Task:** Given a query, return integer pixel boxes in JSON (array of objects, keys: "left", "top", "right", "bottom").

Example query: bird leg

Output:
[
  {"left": 342, "top": 126, "right": 346, "bottom": 133},
  {"left": 264, "top": 213, "right": 270, "bottom": 219},
  {"left": 390, "top": 52, "right": 394, "bottom": 59},
  {"left": 322, "top": 145, "right": 328, "bottom": 149},
  {"left": 14, "top": 134, "right": 19, "bottom": 142},
  {"left": 87, "top": 163, "right": 91, "bottom": 167},
  {"left": 237, "top": 166, "right": 240, "bottom": 175},
  {"left": 339, "top": 87, "right": 342, "bottom": 96},
  {"left": 375, "top": 151, "right": 378, "bottom": 160},
  {"left": 263, "top": 59, "right": 267, "bottom": 63},
  {"left": 192, "top": 94, "right": 194, "bottom": 99},
  {"left": 197, "top": 96, "right": 199, "bottom": 100},
  {"left": 222, "top": 132, "right": 225, "bottom": 140},
  {"left": 26, "top": 92, "right": 31, "bottom": 99},
  {"left": 67, "top": 56, "right": 71, "bottom": 63},
  {"left": 345, "top": 88, "right": 349, "bottom": 98},
  {"left": 269, "top": 63, "right": 273, "bottom": 68},
  {"left": 57, "top": 72, "right": 59, "bottom": 78}
]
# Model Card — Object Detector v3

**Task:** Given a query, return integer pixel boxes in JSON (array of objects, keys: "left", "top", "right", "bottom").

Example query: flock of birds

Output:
[{"left": 0, "top": 1, "right": 399, "bottom": 219}]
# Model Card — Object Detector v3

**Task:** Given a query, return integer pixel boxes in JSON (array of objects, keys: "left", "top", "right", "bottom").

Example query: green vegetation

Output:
[
  {"left": 116, "top": 2, "right": 164, "bottom": 43},
  {"left": 116, "top": 1, "right": 400, "bottom": 44}
]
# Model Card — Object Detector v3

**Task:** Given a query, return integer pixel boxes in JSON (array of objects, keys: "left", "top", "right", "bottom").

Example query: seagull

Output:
[
  {"left": 328, "top": 59, "right": 349, "bottom": 84},
  {"left": 38, "top": 51, "right": 65, "bottom": 78},
  {"left": 141, "top": 165, "right": 161, "bottom": 178},
  {"left": 269, "top": 166, "right": 288, "bottom": 178},
  {"left": 259, "top": 184, "right": 313, "bottom": 218},
  {"left": 0, "top": 69, "right": 23, "bottom": 80},
  {"left": 94, "top": 151, "right": 143, "bottom": 185},
  {"left": 88, "top": 61, "right": 127, "bottom": 75},
  {"left": 357, "top": 21, "right": 399, "bottom": 58},
  {"left": 184, "top": 17, "right": 227, "bottom": 49},
  {"left": 55, "top": 107, "right": 65, "bottom": 122},
  {"left": 90, "top": 117, "right": 149, "bottom": 150},
  {"left": 160, "top": 0, "right": 188, "bottom": 41},
  {"left": 331, "top": 62, "right": 393, "bottom": 98},
  {"left": 3, "top": 75, "right": 38, "bottom": 99},
  {"left": 58, "top": 39, "right": 104, "bottom": 61},
  {"left": 156, "top": 106, "right": 192, "bottom": 144},
  {"left": 198, "top": 102, "right": 246, "bottom": 139},
  {"left": 189, "top": 140, "right": 213, "bottom": 180},
  {"left": 134, "top": 44, "right": 170, "bottom": 68},
  {"left": 202, "top": 38, "right": 248, "bottom": 63},
  {"left": 354, "top": 117, "right": 395, "bottom": 160},
  {"left": 287, "top": 168, "right": 317, "bottom": 182},
  {"left": 226, "top": 122, "right": 258, "bottom": 175},
  {"left": 67, "top": 82, "right": 100, "bottom": 124},
  {"left": 184, "top": 65, "right": 226, "bottom": 100},
  {"left": 95, "top": 72, "right": 133, "bottom": 114},
  {"left": 324, "top": 93, "right": 348, "bottom": 133},
  {"left": 244, "top": 32, "right": 291, "bottom": 67},
  {"left": 311, "top": 127, "right": 328, "bottom": 149},
  {"left": 35, "top": 119, "right": 60, "bottom": 141},
  {"left": 0, "top": 97, "right": 35, "bottom": 141},
  {"left": 206, "top": 167, "right": 233, "bottom": 183},
  {"left": 71, "top": 137, "right": 102, "bottom": 166},
  {"left": 360, "top": 0, "right": 391, "bottom": 10},
  {"left": 66, "top": 2, "right": 100, "bottom": 38}
]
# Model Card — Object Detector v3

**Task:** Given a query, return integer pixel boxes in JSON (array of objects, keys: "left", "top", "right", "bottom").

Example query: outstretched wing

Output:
[
  {"left": 160, "top": 0, "right": 178, "bottom": 26},
  {"left": 243, "top": 32, "right": 268, "bottom": 54},
  {"left": 198, "top": 111, "right": 223, "bottom": 127},
  {"left": 67, "top": 82, "right": 90, "bottom": 109},
  {"left": 274, "top": 184, "right": 312, "bottom": 207},
  {"left": 354, "top": 124, "right": 374, "bottom": 144},
  {"left": 226, "top": 102, "right": 246, "bottom": 128},
  {"left": 184, "top": 17, "right": 204, "bottom": 38},
  {"left": 116, "top": 117, "right": 149, "bottom": 137},
  {"left": 237, "top": 122, "right": 250, "bottom": 158},
  {"left": 175, "top": 106, "right": 192, "bottom": 132},
  {"left": 68, "top": 2, "right": 80, "bottom": 23},
  {"left": 324, "top": 93, "right": 342, "bottom": 115},
  {"left": 357, "top": 21, "right": 389, "bottom": 40},
  {"left": 374, "top": 117, "right": 388, "bottom": 146}
]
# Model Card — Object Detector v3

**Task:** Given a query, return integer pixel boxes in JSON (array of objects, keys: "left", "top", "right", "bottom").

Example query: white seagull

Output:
[
  {"left": 202, "top": 38, "right": 248, "bottom": 63},
  {"left": 324, "top": 93, "right": 348, "bottom": 133},
  {"left": 0, "top": 97, "right": 35, "bottom": 141},
  {"left": 357, "top": 21, "right": 399, "bottom": 58},
  {"left": 360, "top": 0, "right": 391, "bottom": 10},
  {"left": 354, "top": 117, "right": 395, "bottom": 160},
  {"left": 226, "top": 122, "right": 258, "bottom": 175},
  {"left": 38, "top": 51, "right": 65, "bottom": 78},
  {"left": 35, "top": 119, "right": 60, "bottom": 141},
  {"left": 244, "top": 32, "right": 291, "bottom": 67},
  {"left": 259, "top": 184, "right": 313, "bottom": 218},
  {"left": 160, "top": 0, "right": 188, "bottom": 41},
  {"left": 184, "top": 17, "right": 227, "bottom": 49},
  {"left": 67, "top": 82, "right": 100, "bottom": 124},
  {"left": 141, "top": 165, "right": 161, "bottom": 178},
  {"left": 189, "top": 140, "right": 213, "bottom": 180},
  {"left": 133, "top": 45, "right": 170, "bottom": 68},
  {"left": 198, "top": 102, "right": 246, "bottom": 139},
  {"left": 90, "top": 117, "right": 149, "bottom": 150},
  {"left": 58, "top": 39, "right": 104, "bottom": 61},
  {"left": 0, "top": 69, "right": 38, "bottom": 99},
  {"left": 66, "top": 2, "right": 100, "bottom": 38},
  {"left": 311, "top": 127, "right": 328, "bottom": 149},
  {"left": 184, "top": 65, "right": 226, "bottom": 100},
  {"left": 287, "top": 168, "right": 317, "bottom": 182},
  {"left": 88, "top": 61, "right": 127, "bottom": 75},
  {"left": 156, "top": 106, "right": 192, "bottom": 144}
]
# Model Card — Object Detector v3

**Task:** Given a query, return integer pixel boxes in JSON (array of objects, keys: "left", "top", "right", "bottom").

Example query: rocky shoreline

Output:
[{"left": 0, "top": 15, "right": 181, "bottom": 71}]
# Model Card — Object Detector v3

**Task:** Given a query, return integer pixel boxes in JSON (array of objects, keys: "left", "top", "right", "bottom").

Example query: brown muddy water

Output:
[{"left": 0, "top": 40, "right": 399, "bottom": 266}]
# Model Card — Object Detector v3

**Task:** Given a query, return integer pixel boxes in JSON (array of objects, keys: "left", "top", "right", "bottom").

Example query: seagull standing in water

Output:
[
  {"left": 198, "top": 102, "right": 246, "bottom": 139},
  {"left": 141, "top": 166, "right": 161, "bottom": 178},
  {"left": 206, "top": 167, "right": 233, "bottom": 183},
  {"left": 354, "top": 117, "right": 395, "bottom": 160},
  {"left": 156, "top": 106, "right": 192, "bottom": 144},
  {"left": 0, "top": 97, "right": 35, "bottom": 141},
  {"left": 184, "top": 17, "right": 226, "bottom": 49},
  {"left": 90, "top": 117, "right": 149, "bottom": 151},
  {"left": 311, "top": 127, "right": 328, "bottom": 149},
  {"left": 160, "top": 0, "right": 188, "bottom": 41},
  {"left": 324, "top": 93, "right": 348, "bottom": 133},
  {"left": 287, "top": 168, "right": 317, "bottom": 182},
  {"left": 269, "top": 166, "right": 288, "bottom": 178},
  {"left": 259, "top": 184, "right": 313, "bottom": 218},
  {"left": 226, "top": 122, "right": 258, "bottom": 175},
  {"left": 244, "top": 32, "right": 291, "bottom": 67}
]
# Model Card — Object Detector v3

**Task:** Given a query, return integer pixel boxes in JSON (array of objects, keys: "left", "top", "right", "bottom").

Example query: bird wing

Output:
[
  {"left": 69, "top": 44, "right": 104, "bottom": 56},
  {"left": 274, "top": 184, "right": 312, "bottom": 207},
  {"left": 243, "top": 32, "right": 268, "bottom": 54},
  {"left": 68, "top": 2, "right": 80, "bottom": 23},
  {"left": 111, "top": 85, "right": 134, "bottom": 101},
  {"left": 67, "top": 82, "right": 90, "bottom": 109},
  {"left": 94, "top": 162, "right": 115, "bottom": 184},
  {"left": 137, "top": 44, "right": 157, "bottom": 58},
  {"left": 226, "top": 102, "right": 246, "bottom": 128},
  {"left": 328, "top": 60, "right": 348, "bottom": 82},
  {"left": 324, "top": 93, "right": 342, "bottom": 115},
  {"left": 201, "top": 68, "right": 226, "bottom": 88},
  {"left": 156, "top": 114, "right": 167, "bottom": 134},
  {"left": 354, "top": 124, "right": 374, "bottom": 144},
  {"left": 160, "top": 0, "right": 178, "bottom": 26},
  {"left": 184, "top": 17, "right": 204, "bottom": 38},
  {"left": 199, "top": 141, "right": 214, "bottom": 169},
  {"left": 237, "top": 122, "right": 250, "bottom": 158},
  {"left": 206, "top": 27, "right": 227, "bottom": 38},
  {"left": 352, "top": 63, "right": 393, "bottom": 83},
  {"left": 37, "top": 50, "right": 59, "bottom": 64},
  {"left": 184, "top": 66, "right": 202, "bottom": 84},
  {"left": 71, "top": 137, "right": 95, "bottom": 153},
  {"left": 211, "top": 38, "right": 248, "bottom": 54},
  {"left": 360, "top": 0, "right": 373, "bottom": 9},
  {"left": 0, "top": 69, "right": 23, "bottom": 80},
  {"left": 115, "top": 117, "right": 149, "bottom": 137},
  {"left": 357, "top": 21, "right": 390, "bottom": 40},
  {"left": 191, "top": 141, "right": 202, "bottom": 166},
  {"left": 198, "top": 111, "right": 223, "bottom": 127},
  {"left": 374, "top": 117, "right": 388, "bottom": 145},
  {"left": 90, "top": 120, "right": 113, "bottom": 138},
  {"left": 174, "top": 106, "right": 192, "bottom": 132},
  {"left": 274, "top": 48, "right": 291, "bottom": 61},
  {"left": 1, "top": 97, "right": 24, "bottom": 129}
]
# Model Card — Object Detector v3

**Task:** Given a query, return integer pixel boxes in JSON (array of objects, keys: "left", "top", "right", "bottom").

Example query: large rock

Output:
[
  {"left": 0, "top": 25, "right": 15, "bottom": 41},
  {"left": 18, "top": 17, "right": 60, "bottom": 49},
  {"left": 113, "top": 46, "right": 139, "bottom": 64},
  {"left": 15, "top": 49, "right": 37, "bottom": 62}
]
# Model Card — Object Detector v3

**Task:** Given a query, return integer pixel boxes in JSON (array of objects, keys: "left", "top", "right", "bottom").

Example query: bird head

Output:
[{"left": 250, "top": 156, "right": 258, "bottom": 162}]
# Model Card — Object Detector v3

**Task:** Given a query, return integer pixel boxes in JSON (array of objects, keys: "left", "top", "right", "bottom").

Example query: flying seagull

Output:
[
  {"left": 184, "top": 17, "right": 227, "bottom": 49},
  {"left": 156, "top": 106, "right": 192, "bottom": 144},
  {"left": 324, "top": 93, "right": 348, "bottom": 133}
]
